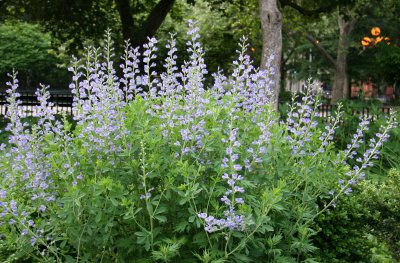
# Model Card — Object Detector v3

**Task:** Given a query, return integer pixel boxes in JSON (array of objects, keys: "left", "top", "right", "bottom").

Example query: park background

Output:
[
  {"left": 0, "top": 1, "right": 400, "bottom": 262},
  {"left": 1, "top": 0, "right": 400, "bottom": 104}
]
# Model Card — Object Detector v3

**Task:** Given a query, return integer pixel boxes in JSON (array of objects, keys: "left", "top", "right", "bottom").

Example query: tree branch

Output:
[
  {"left": 279, "top": 0, "right": 336, "bottom": 17},
  {"left": 283, "top": 24, "right": 337, "bottom": 69},
  {"left": 282, "top": 47, "right": 296, "bottom": 66},
  {"left": 133, "top": 0, "right": 176, "bottom": 46},
  {"left": 304, "top": 32, "right": 337, "bottom": 69}
]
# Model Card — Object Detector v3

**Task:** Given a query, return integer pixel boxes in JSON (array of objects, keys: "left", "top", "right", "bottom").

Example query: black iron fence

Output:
[
  {"left": 318, "top": 103, "right": 393, "bottom": 122},
  {"left": 0, "top": 92, "right": 74, "bottom": 116},
  {"left": 0, "top": 92, "right": 396, "bottom": 120}
]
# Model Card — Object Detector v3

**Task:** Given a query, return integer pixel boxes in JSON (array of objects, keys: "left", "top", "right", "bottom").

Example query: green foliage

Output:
[
  {"left": 0, "top": 21, "right": 69, "bottom": 89},
  {"left": 314, "top": 188, "right": 379, "bottom": 262},
  {"left": 331, "top": 100, "right": 400, "bottom": 173},
  {"left": 0, "top": 0, "right": 121, "bottom": 52},
  {"left": 314, "top": 168, "right": 400, "bottom": 262},
  {"left": 0, "top": 34, "right": 397, "bottom": 262},
  {"left": 363, "top": 168, "right": 400, "bottom": 260},
  {"left": 157, "top": 0, "right": 244, "bottom": 73}
]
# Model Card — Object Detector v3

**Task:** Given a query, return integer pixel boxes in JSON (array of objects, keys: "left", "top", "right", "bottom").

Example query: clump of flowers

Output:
[{"left": 0, "top": 24, "right": 397, "bottom": 262}]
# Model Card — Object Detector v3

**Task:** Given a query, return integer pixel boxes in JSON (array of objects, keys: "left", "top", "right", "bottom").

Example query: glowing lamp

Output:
[
  {"left": 371, "top": 27, "right": 381, "bottom": 36},
  {"left": 361, "top": 37, "right": 372, "bottom": 46}
]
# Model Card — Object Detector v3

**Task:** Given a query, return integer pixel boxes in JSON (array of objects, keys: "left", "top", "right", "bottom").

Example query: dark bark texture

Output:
[
  {"left": 259, "top": 0, "right": 282, "bottom": 109},
  {"left": 115, "top": 0, "right": 176, "bottom": 47},
  {"left": 115, "top": 0, "right": 135, "bottom": 42},
  {"left": 332, "top": 15, "right": 355, "bottom": 103}
]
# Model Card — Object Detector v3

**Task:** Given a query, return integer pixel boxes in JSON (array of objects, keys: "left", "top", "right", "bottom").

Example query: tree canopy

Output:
[
  {"left": 0, "top": 22, "right": 69, "bottom": 89},
  {"left": 0, "top": 0, "right": 176, "bottom": 51},
  {"left": 0, "top": 0, "right": 399, "bottom": 101}
]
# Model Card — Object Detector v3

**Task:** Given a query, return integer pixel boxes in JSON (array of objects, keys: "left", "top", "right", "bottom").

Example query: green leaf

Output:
[
  {"left": 174, "top": 221, "right": 188, "bottom": 233},
  {"left": 232, "top": 252, "right": 251, "bottom": 262},
  {"left": 147, "top": 202, "right": 154, "bottom": 215},
  {"left": 188, "top": 215, "right": 196, "bottom": 223},
  {"left": 154, "top": 214, "right": 167, "bottom": 223},
  {"left": 64, "top": 255, "right": 76, "bottom": 263},
  {"left": 155, "top": 206, "right": 168, "bottom": 214},
  {"left": 110, "top": 197, "right": 119, "bottom": 207},
  {"left": 95, "top": 212, "right": 102, "bottom": 223},
  {"left": 134, "top": 231, "right": 149, "bottom": 237}
]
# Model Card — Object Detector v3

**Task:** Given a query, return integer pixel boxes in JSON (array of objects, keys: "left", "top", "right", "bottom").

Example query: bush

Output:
[
  {"left": 314, "top": 170, "right": 400, "bottom": 262},
  {"left": 364, "top": 168, "right": 400, "bottom": 260},
  {"left": 0, "top": 21, "right": 70, "bottom": 90},
  {"left": 0, "top": 26, "right": 397, "bottom": 262},
  {"left": 313, "top": 168, "right": 400, "bottom": 262}
]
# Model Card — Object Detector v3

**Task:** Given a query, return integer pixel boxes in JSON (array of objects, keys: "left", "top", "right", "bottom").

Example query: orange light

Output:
[
  {"left": 384, "top": 37, "right": 390, "bottom": 41},
  {"left": 250, "top": 47, "right": 256, "bottom": 52},
  {"left": 371, "top": 27, "right": 381, "bottom": 36},
  {"left": 376, "top": 36, "right": 383, "bottom": 43},
  {"left": 361, "top": 37, "right": 372, "bottom": 46}
]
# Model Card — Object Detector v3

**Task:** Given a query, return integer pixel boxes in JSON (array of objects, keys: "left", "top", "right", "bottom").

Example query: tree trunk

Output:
[
  {"left": 332, "top": 15, "right": 355, "bottom": 103},
  {"left": 114, "top": 0, "right": 135, "bottom": 42},
  {"left": 139, "top": 0, "right": 176, "bottom": 43},
  {"left": 259, "top": 0, "right": 282, "bottom": 109},
  {"left": 115, "top": 0, "right": 175, "bottom": 47}
]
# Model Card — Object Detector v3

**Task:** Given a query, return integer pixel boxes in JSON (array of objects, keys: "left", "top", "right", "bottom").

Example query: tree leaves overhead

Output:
[
  {"left": 0, "top": 0, "right": 120, "bottom": 51},
  {"left": 0, "top": 22, "right": 69, "bottom": 89},
  {"left": 0, "top": 0, "right": 176, "bottom": 52}
]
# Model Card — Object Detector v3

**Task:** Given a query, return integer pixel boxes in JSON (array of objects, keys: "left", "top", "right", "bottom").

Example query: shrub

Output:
[
  {"left": 0, "top": 21, "right": 70, "bottom": 90},
  {"left": 313, "top": 168, "right": 400, "bottom": 262},
  {"left": 0, "top": 25, "right": 397, "bottom": 262},
  {"left": 364, "top": 168, "right": 400, "bottom": 260}
]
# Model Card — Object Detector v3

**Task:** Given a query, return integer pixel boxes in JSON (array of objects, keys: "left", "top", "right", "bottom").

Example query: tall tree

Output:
[
  {"left": 282, "top": 0, "right": 400, "bottom": 103},
  {"left": 332, "top": 14, "right": 356, "bottom": 102},
  {"left": 300, "top": 11, "right": 356, "bottom": 103},
  {"left": 259, "top": 0, "right": 282, "bottom": 108},
  {"left": 258, "top": 0, "right": 344, "bottom": 106},
  {"left": 0, "top": 22, "right": 69, "bottom": 89},
  {"left": 283, "top": 1, "right": 355, "bottom": 103}
]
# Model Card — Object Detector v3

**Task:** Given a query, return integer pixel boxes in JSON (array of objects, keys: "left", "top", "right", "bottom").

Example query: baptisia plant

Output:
[{"left": 0, "top": 22, "right": 397, "bottom": 262}]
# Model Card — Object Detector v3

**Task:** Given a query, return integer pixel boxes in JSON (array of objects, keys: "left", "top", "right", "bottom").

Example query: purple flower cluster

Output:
[
  {"left": 342, "top": 118, "right": 370, "bottom": 161},
  {"left": 1, "top": 24, "right": 397, "bottom": 259},
  {"left": 285, "top": 82, "right": 321, "bottom": 157},
  {"left": 120, "top": 40, "right": 141, "bottom": 100},
  {"left": 313, "top": 104, "right": 343, "bottom": 157},
  {"left": 68, "top": 31, "right": 129, "bottom": 160},
  {"left": 142, "top": 22, "right": 213, "bottom": 161},
  {"left": 198, "top": 126, "right": 247, "bottom": 233},
  {"left": 227, "top": 37, "right": 274, "bottom": 114},
  {"left": 198, "top": 173, "right": 246, "bottom": 232},
  {"left": 338, "top": 113, "right": 397, "bottom": 193},
  {"left": 0, "top": 75, "right": 70, "bottom": 246}
]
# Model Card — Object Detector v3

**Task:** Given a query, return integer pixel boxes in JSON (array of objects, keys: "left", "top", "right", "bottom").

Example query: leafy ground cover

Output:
[{"left": 0, "top": 26, "right": 398, "bottom": 262}]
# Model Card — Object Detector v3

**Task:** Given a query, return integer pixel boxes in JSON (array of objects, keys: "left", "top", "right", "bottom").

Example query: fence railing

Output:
[
  {"left": 317, "top": 103, "right": 393, "bottom": 122},
  {"left": 0, "top": 92, "right": 396, "bottom": 120},
  {"left": 0, "top": 92, "right": 74, "bottom": 116}
]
